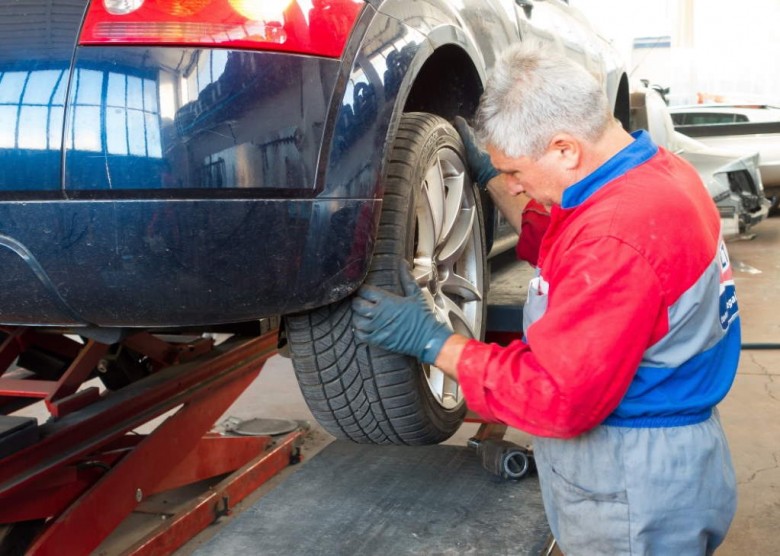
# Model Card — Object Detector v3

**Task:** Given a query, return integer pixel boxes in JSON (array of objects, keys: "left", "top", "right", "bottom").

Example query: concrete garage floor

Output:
[
  {"left": 168, "top": 217, "right": 780, "bottom": 555},
  {"left": 716, "top": 219, "right": 780, "bottom": 555}
]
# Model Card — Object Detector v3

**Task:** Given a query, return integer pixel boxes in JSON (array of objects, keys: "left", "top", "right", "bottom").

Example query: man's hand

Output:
[
  {"left": 352, "top": 262, "right": 453, "bottom": 364},
  {"left": 454, "top": 116, "right": 500, "bottom": 189}
]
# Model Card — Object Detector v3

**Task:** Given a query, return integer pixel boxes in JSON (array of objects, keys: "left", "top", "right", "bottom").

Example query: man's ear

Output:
[{"left": 548, "top": 133, "right": 580, "bottom": 170}]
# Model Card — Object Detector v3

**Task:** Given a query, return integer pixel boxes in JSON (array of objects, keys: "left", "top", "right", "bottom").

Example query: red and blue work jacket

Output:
[{"left": 458, "top": 131, "right": 741, "bottom": 438}]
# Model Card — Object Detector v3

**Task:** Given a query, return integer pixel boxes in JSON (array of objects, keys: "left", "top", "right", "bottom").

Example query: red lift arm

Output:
[{"left": 0, "top": 327, "right": 302, "bottom": 555}]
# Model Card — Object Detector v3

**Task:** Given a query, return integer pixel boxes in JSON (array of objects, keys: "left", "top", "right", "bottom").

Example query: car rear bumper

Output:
[
  {"left": 0, "top": 41, "right": 391, "bottom": 328},
  {"left": 0, "top": 197, "right": 379, "bottom": 327}
]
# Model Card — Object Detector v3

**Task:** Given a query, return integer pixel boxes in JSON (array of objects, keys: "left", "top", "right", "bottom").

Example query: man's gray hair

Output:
[{"left": 476, "top": 42, "right": 611, "bottom": 159}]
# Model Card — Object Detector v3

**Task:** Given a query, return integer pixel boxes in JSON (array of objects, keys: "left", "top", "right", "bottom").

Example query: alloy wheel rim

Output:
[{"left": 413, "top": 147, "right": 484, "bottom": 410}]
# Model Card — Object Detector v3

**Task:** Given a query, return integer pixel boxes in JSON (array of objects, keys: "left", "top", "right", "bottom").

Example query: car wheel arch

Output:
[
  {"left": 403, "top": 43, "right": 485, "bottom": 121},
  {"left": 318, "top": 4, "right": 489, "bottom": 197},
  {"left": 309, "top": 15, "right": 494, "bottom": 302},
  {"left": 318, "top": 21, "right": 488, "bottom": 200},
  {"left": 615, "top": 73, "right": 631, "bottom": 131},
  {"left": 368, "top": 40, "right": 488, "bottom": 273},
  {"left": 378, "top": 37, "right": 486, "bottom": 194}
]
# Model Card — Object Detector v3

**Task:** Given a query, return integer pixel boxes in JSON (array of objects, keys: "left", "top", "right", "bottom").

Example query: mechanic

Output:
[{"left": 353, "top": 42, "right": 739, "bottom": 555}]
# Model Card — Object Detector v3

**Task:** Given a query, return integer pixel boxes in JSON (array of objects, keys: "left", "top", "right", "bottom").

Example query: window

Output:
[
  {"left": 182, "top": 50, "right": 229, "bottom": 105},
  {"left": 0, "top": 69, "right": 67, "bottom": 150},
  {"left": 672, "top": 112, "right": 749, "bottom": 126},
  {"left": 69, "top": 68, "right": 163, "bottom": 158}
]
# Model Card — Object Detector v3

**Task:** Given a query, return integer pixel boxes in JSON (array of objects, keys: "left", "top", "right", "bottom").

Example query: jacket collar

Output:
[{"left": 561, "top": 130, "right": 658, "bottom": 209}]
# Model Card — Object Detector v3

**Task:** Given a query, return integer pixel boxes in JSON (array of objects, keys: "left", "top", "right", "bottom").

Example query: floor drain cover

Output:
[{"left": 232, "top": 418, "right": 299, "bottom": 436}]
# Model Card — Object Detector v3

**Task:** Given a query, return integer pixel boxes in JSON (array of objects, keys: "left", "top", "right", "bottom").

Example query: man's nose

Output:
[{"left": 506, "top": 176, "right": 525, "bottom": 195}]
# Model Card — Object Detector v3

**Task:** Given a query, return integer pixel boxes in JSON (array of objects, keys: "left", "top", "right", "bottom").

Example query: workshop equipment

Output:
[
  {"left": 468, "top": 436, "right": 535, "bottom": 480},
  {"left": 0, "top": 325, "right": 302, "bottom": 555}
]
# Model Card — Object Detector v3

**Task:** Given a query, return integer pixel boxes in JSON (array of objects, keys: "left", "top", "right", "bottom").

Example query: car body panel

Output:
[
  {"left": 0, "top": 198, "right": 378, "bottom": 326},
  {"left": 0, "top": 0, "right": 87, "bottom": 192},
  {"left": 677, "top": 138, "right": 768, "bottom": 237},
  {"left": 0, "top": 0, "right": 627, "bottom": 329},
  {"left": 631, "top": 89, "right": 769, "bottom": 238},
  {"left": 0, "top": 2, "right": 386, "bottom": 326},
  {"left": 516, "top": 0, "right": 627, "bottom": 125},
  {"left": 673, "top": 123, "right": 780, "bottom": 189},
  {"left": 63, "top": 48, "right": 339, "bottom": 193},
  {"left": 670, "top": 105, "right": 780, "bottom": 189}
]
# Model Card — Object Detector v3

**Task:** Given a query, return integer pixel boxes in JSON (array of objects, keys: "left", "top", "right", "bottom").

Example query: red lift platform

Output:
[{"left": 0, "top": 325, "right": 303, "bottom": 555}]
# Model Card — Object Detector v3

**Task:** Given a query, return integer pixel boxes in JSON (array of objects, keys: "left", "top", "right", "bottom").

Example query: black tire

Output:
[{"left": 286, "top": 113, "right": 487, "bottom": 445}]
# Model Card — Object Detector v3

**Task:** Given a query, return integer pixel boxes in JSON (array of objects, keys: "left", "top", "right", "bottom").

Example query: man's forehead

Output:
[
  {"left": 486, "top": 144, "right": 530, "bottom": 169},
  {"left": 486, "top": 144, "right": 512, "bottom": 161}
]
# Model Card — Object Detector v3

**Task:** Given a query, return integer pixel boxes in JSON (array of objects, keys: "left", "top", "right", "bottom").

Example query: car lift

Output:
[
  {"left": 0, "top": 324, "right": 304, "bottom": 555},
  {"left": 0, "top": 301, "right": 538, "bottom": 555}
]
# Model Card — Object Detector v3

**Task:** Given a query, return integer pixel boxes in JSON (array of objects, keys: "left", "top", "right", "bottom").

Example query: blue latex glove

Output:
[
  {"left": 352, "top": 262, "right": 453, "bottom": 364},
  {"left": 454, "top": 116, "right": 500, "bottom": 189}
]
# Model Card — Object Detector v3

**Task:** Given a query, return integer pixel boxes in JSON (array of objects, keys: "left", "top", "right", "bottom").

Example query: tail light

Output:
[{"left": 79, "top": 0, "right": 365, "bottom": 58}]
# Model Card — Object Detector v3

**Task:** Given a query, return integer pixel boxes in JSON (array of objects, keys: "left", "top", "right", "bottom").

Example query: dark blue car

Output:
[{"left": 0, "top": 0, "right": 629, "bottom": 444}]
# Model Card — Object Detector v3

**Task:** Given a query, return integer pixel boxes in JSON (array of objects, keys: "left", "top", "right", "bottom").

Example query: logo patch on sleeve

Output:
[
  {"left": 718, "top": 241, "right": 738, "bottom": 330},
  {"left": 719, "top": 283, "right": 738, "bottom": 330}
]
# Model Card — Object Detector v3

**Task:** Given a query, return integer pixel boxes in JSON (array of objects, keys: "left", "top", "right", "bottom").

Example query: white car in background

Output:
[
  {"left": 669, "top": 104, "right": 780, "bottom": 206},
  {"left": 631, "top": 90, "right": 770, "bottom": 238},
  {"left": 669, "top": 104, "right": 780, "bottom": 125}
]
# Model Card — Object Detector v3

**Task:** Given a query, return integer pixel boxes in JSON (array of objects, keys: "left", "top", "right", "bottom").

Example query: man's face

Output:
[{"left": 487, "top": 143, "right": 570, "bottom": 206}]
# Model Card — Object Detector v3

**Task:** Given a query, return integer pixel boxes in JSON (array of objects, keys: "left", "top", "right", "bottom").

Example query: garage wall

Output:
[{"left": 572, "top": 0, "right": 780, "bottom": 106}]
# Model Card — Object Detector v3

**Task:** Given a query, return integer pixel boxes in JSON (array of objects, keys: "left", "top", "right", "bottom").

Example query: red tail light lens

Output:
[{"left": 79, "top": 0, "right": 365, "bottom": 58}]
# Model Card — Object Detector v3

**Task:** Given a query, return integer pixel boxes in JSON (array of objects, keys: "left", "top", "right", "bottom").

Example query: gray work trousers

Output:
[{"left": 533, "top": 411, "right": 737, "bottom": 555}]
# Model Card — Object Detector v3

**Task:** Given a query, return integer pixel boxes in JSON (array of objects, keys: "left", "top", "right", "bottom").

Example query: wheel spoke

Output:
[
  {"left": 437, "top": 206, "right": 475, "bottom": 264},
  {"left": 425, "top": 365, "right": 460, "bottom": 407},
  {"left": 421, "top": 284, "right": 435, "bottom": 304},
  {"left": 415, "top": 185, "right": 436, "bottom": 261},
  {"left": 442, "top": 373, "right": 461, "bottom": 405},
  {"left": 424, "top": 157, "right": 446, "bottom": 245},
  {"left": 440, "top": 270, "right": 483, "bottom": 302},
  {"left": 439, "top": 164, "right": 466, "bottom": 248},
  {"left": 440, "top": 294, "right": 477, "bottom": 338}
]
